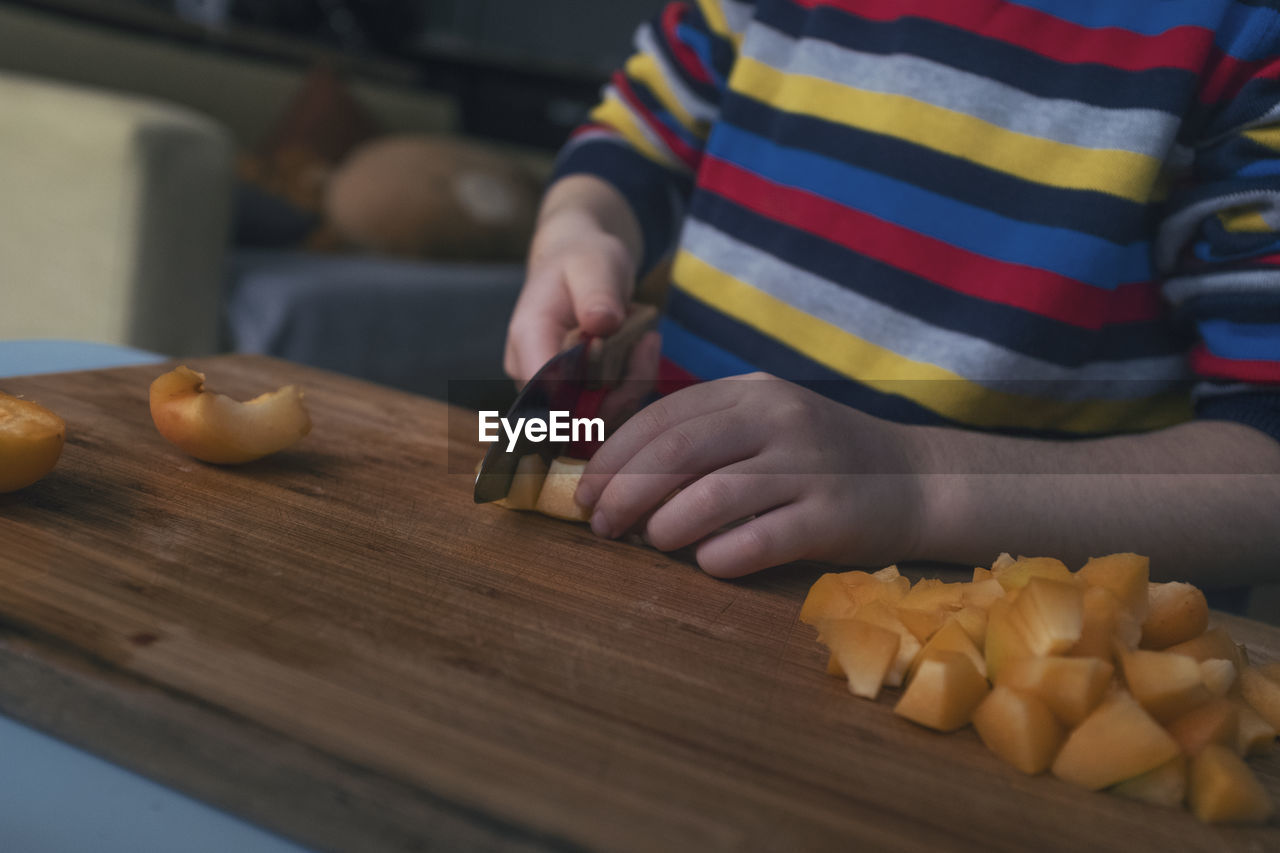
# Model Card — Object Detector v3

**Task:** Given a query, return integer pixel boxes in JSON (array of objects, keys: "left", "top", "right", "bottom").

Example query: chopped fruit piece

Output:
[
  {"left": 1188, "top": 744, "right": 1273, "bottom": 824},
  {"left": 533, "top": 457, "right": 591, "bottom": 521},
  {"left": 1010, "top": 578, "right": 1083, "bottom": 657},
  {"left": 150, "top": 366, "right": 311, "bottom": 465},
  {"left": 972, "top": 566, "right": 993, "bottom": 582},
  {"left": 994, "top": 556, "right": 1074, "bottom": 592},
  {"left": 495, "top": 454, "right": 548, "bottom": 510},
  {"left": 1165, "top": 627, "right": 1245, "bottom": 671},
  {"left": 997, "top": 656, "right": 1114, "bottom": 727},
  {"left": 1165, "top": 699, "right": 1238, "bottom": 757},
  {"left": 852, "top": 601, "right": 922, "bottom": 688},
  {"left": 894, "top": 651, "right": 990, "bottom": 733},
  {"left": 1141, "top": 582, "right": 1209, "bottom": 650},
  {"left": 961, "top": 578, "right": 1005, "bottom": 610},
  {"left": 1199, "top": 659, "right": 1237, "bottom": 698},
  {"left": 973, "top": 686, "right": 1065, "bottom": 775},
  {"left": 871, "top": 565, "right": 901, "bottom": 581},
  {"left": 991, "top": 552, "right": 1016, "bottom": 573},
  {"left": 951, "top": 606, "right": 988, "bottom": 646},
  {"left": 1052, "top": 693, "right": 1182, "bottom": 790},
  {"left": 847, "top": 575, "right": 911, "bottom": 610},
  {"left": 1121, "top": 650, "right": 1213, "bottom": 722},
  {"left": 0, "top": 392, "right": 65, "bottom": 492},
  {"left": 1070, "top": 586, "right": 1139, "bottom": 665},
  {"left": 1239, "top": 666, "right": 1280, "bottom": 729},
  {"left": 1110, "top": 756, "right": 1188, "bottom": 809},
  {"left": 1234, "top": 704, "right": 1277, "bottom": 757},
  {"left": 909, "top": 617, "right": 987, "bottom": 681},
  {"left": 800, "top": 574, "right": 857, "bottom": 626},
  {"left": 1077, "top": 553, "right": 1150, "bottom": 622},
  {"left": 895, "top": 579, "right": 964, "bottom": 641},
  {"left": 822, "top": 619, "right": 901, "bottom": 700},
  {"left": 985, "top": 597, "right": 1034, "bottom": 683},
  {"left": 825, "top": 652, "right": 842, "bottom": 677}
]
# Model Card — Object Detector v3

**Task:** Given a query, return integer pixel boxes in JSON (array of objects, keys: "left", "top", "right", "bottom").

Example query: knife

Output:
[{"left": 474, "top": 303, "right": 659, "bottom": 503}]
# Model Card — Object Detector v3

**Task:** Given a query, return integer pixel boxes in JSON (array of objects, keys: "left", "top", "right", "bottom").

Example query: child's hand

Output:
[
  {"left": 574, "top": 374, "right": 930, "bottom": 577},
  {"left": 504, "top": 178, "right": 641, "bottom": 384}
]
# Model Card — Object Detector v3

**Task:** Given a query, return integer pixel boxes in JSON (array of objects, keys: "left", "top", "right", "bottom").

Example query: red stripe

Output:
[
  {"left": 699, "top": 156, "right": 1163, "bottom": 329},
  {"left": 657, "top": 356, "right": 703, "bottom": 396},
  {"left": 790, "top": 0, "right": 1214, "bottom": 73},
  {"left": 611, "top": 72, "right": 701, "bottom": 170},
  {"left": 663, "top": 3, "right": 712, "bottom": 85},
  {"left": 1190, "top": 343, "right": 1280, "bottom": 383},
  {"left": 1199, "top": 53, "right": 1280, "bottom": 104},
  {"left": 570, "top": 123, "right": 612, "bottom": 140}
]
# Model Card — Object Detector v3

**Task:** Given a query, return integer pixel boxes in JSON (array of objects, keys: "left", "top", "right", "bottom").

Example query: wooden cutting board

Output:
[{"left": 0, "top": 355, "right": 1277, "bottom": 852}]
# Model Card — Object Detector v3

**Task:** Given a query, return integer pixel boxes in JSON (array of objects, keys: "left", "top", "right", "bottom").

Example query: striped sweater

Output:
[{"left": 553, "top": 0, "right": 1280, "bottom": 441}]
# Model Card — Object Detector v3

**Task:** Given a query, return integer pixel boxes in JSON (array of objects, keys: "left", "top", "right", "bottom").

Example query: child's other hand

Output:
[
  {"left": 504, "top": 210, "right": 634, "bottom": 385},
  {"left": 574, "top": 374, "right": 929, "bottom": 577}
]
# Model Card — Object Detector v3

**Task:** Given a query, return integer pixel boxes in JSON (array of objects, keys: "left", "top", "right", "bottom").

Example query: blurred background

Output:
[{"left": 0, "top": 0, "right": 664, "bottom": 404}]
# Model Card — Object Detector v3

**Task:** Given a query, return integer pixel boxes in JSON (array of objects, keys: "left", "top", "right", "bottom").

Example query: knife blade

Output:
[{"left": 474, "top": 304, "right": 658, "bottom": 503}]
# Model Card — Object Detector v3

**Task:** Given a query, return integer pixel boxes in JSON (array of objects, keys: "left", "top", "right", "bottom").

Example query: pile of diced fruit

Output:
[{"left": 801, "top": 553, "right": 1279, "bottom": 824}]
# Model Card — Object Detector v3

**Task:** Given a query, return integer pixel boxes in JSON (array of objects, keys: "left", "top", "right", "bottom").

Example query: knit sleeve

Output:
[
  {"left": 551, "top": 1, "right": 749, "bottom": 274},
  {"left": 1156, "top": 12, "right": 1280, "bottom": 443}
]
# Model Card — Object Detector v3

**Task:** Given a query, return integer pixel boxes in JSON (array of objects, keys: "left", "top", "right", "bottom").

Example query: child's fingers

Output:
[
  {"left": 643, "top": 463, "right": 800, "bottom": 553},
  {"left": 562, "top": 250, "right": 629, "bottom": 337},
  {"left": 693, "top": 501, "right": 816, "bottom": 578},
  {"left": 585, "top": 405, "right": 763, "bottom": 537}
]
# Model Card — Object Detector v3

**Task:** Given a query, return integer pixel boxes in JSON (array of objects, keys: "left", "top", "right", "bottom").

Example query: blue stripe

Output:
[
  {"left": 724, "top": 91, "right": 1150, "bottom": 245},
  {"left": 675, "top": 22, "right": 727, "bottom": 89},
  {"left": 687, "top": 191, "right": 1182, "bottom": 365},
  {"left": 659, "top": 314, "right": 758, "bottom": 379},
  {"left": 706, "top": 123, "right": 1153, "bottom": 289},
  {"left": 1199, "top": 318, "right": 1280, "bottom": 360}
]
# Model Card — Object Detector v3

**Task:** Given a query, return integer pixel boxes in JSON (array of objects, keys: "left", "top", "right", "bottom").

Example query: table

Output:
[{"left": 0, "top": 355, "right": 1277, "bottom": 851}]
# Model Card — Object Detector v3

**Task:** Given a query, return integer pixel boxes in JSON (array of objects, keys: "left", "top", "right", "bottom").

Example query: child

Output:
[{"left": 503, "top": 0, "right": 1280, "bottom": 585}]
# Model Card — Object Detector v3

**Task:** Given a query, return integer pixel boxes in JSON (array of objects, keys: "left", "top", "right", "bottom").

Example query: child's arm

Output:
[{"left": 573, "top": 375, "right": 1280, "bottom": 587}]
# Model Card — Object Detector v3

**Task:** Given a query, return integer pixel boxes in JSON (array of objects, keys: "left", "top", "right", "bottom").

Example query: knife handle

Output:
[{"left": 564, "top": 303, "right": 660, "bottom": 388}]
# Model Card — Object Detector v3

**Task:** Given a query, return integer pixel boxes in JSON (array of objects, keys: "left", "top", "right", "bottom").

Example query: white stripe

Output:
[
  {"left": 1163, "top": 269, "right": 1280, "bottom": 306},
  {"left": 681, "top": 216, "right": 1189, "bottom": 398},
  {"left": 742, "top": 22, "right": 1180, "bottom": 157},
  {"left": 601, "top": 83, "right": 686, "bottom": 170}
]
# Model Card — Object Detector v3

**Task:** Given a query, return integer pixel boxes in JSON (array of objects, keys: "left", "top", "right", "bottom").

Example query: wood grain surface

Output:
[{"left": 0, "top": 355, "right": 1277, "bottom": 852}]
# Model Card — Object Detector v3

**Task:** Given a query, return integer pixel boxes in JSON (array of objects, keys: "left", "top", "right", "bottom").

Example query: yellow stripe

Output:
[
  {"left": 693, "top": 0, "right": 737, "bottom": 45},
  {"left": 625, "top": 52, "right": 703, "bottom": 137},
  {"left": 1218, "top": 206, "right": 1274, "bottom": 234},
  {"left": 1244, "top": 125, "right": 1280, "bottom": 154},
  {"left": 589, "top": 96, "right": 683, "bottom": 170},
  {"left": 672, "top": 250, "right": 1191, "bottom": 433},
  {"left": 731, "top": 57, "right": 1162, "bottom": 204}
]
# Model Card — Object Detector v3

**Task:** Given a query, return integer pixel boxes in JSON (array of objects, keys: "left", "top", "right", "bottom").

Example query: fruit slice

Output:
[
  {"left": 1051, "top": 692, "right": 1181, "bottom": 790},
  {"left": 997, "top": 656, "right": 1114, "bottom": 727},
  {"left": 973, "top": 685, "right": 1065, "bottom": 774},
  {"left": 150, "top": 366, "right": 311, "bottom": 465},
  {"left": 1068, "top": 586, "right": 1136, "bottom": 665},
  {"left": 1010, "top": 578, "right": 1083, "bottom": 657},
  {"left": 800, "top": 574, "right": 858, "bottom": 626},
  {"left": 984, "top": 597, "right": 1034, "bottom": 683},
  {"left": 1141, "top": 582, "right": 1209, "bottom": 650},
  {"left": 853, "top": 600, "right": 922, "bottom": 688},
  {"left": 1165, "top": 698, "right": 1238, "bottom": 757},
  {"left": 0, "top": 392, "right": 66, "bottom": 492},
  {"left": 1110, "top": 756, "right": 1188, "bottom": 809},
  {"left": 994, "top": 556, "right": 1074, "bottom": 592},
  {"left": 951, "top": 605, "right": 989, "bottom": 646},
  {"left": 822, "top": 618, "right": 901, "bottom": 700},
  {"left": 534, "top": 456, "right": 591, "bottom": 521},
  {"left": 496, "top": 454, "right": 548, "bottom": 510},
  {"left": 1188, "top": 744, "right": 1273, "bottom": 824},
  {"left": 961, "top": 578, "right": 1005, "bottom": 611},
  {"left": 1165, "top": 626, "right": 1244, "bottom": 670},
  {"left": 1077, "top": 553, "right": 1149, "bottom": 622},
  {"left": 1235, "top": 703, "right": 1277, "bottom": 757},
  {"left": 1199, "top": 659, "right": 1237, "bottom": 698},
  {"left": 1239, "top": 666, "right": 1280, "bottom": 729},
  {"left": 894, "top": 650, "right": 989, "bottom": 732},
  {"left": 909, "top": 617, "right": 986, "bottom": 681},
  {"left": 1121, "top": 650, "right": 1213, "bottom": 722}
]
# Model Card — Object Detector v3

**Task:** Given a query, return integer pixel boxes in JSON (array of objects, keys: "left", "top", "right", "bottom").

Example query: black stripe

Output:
[
  {"left": 757, "top": 0, "right": 1199, "bottom": 115},
  {"left": 721, "top": 91, "right": 1155, "bottom": 245},
  {"left": 646, "top": 16, "right": 723, "bottom": 106},
  {"left": 687, "top": 191, "right": 1186, "bottom": 364}
]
